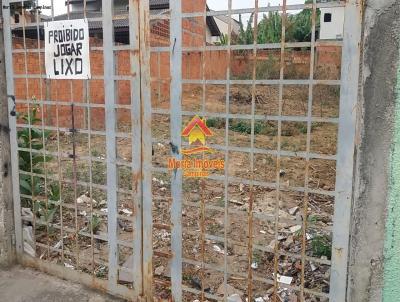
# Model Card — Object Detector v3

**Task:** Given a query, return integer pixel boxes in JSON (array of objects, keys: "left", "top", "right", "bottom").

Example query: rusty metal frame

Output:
[{"left": 2, "top": 0, "right": 361, "bottom": 301}]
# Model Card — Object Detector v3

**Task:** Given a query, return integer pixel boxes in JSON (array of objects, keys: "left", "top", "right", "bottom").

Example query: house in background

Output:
[
  {"left": 211, "top": 13, "right": 241, "bottom": 44},
  {"left": 319, "top": 3, "right": 344, "bottom": 40},
  {"left": 60, "top": 0, "right": 221, "bottom": 44}
]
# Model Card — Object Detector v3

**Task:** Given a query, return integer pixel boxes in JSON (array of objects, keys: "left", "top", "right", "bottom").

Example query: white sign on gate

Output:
[{"left": 44, "top": 19, "right": 91, "bottom": 79}]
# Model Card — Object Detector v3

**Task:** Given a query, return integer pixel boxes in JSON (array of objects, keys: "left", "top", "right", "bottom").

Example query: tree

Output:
[
  {"left": 234, "top": 1, "right": 320, "bottom": 45},
  {"left": 235, "top": 13, "right": 255, "bottom": 45},
  {"left": 257, "top": 11, "right": 282, "bottom": 43}
]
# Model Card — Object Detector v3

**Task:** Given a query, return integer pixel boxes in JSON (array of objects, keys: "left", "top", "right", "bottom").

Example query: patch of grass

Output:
[
  {"left": 216, "top": 198, "right": 225, "bottom": 208},
  {"left": 206, "top": 117, "right": 225, "bottom": 129},
  {"left": 90, "top": 214, "right": 102, "bottom": 234},
  {"left": 294, "top": 122, "right": 308, "bottom": 134},
  {"left": 311, "top": 234, "right": 332, "bottom": 260},
  {"left": 207, "top": 118, "right": 278, "bottom": 137},
  {"left": 229, "top": 120, "right": 267, "bottom": 135},
  {"left": 252, "top": 250, "right": 262, "bottom": 264}
]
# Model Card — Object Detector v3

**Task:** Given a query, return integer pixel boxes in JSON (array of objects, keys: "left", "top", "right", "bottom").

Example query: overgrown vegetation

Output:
[
  {"left": 231, "top": 0, "right": 320, "bottom": 45},
  {"left": 18, "top": 103, "right": 60, "bottom": 224},
  {"left": 206, "top": 118, "right": 278, "bottom": 136}
]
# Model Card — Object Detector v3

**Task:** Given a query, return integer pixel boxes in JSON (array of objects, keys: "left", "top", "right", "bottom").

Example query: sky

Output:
[{"left": 38, "top": 0, "right": 306, "bottom": 17}]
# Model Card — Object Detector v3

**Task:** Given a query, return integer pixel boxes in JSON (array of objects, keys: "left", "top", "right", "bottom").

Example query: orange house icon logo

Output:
[{"left": 181, "top": 116, "right": 213, "bottom": 155}]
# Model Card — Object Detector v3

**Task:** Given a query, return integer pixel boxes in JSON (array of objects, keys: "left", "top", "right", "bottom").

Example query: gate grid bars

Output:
[{"left": 2, "top": 0, "right": 361, "bottom": 301}]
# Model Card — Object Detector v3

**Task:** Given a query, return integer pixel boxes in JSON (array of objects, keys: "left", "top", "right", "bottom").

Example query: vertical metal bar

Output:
[
  {"left": 2, "top": 0, "right": 23, "bottom": 255},
  {"left": 330, "top": 0, "right": 362, "bottom": 300},
  {"left": 66, "top": 0, "right": 81, "bottom": 271},
  {"left": 300, "top": 1, "right": 317, "bottom": 300},
  {"left": 102, "top": 0, "right": 118, "bottom": 290},
  {"left": 49, "top": 0, "right": 65, "bottom": 264},
  {"left": 248, "top": 1, "right": 259, "bottom": 300},
  {"left": 138, "top": 0, "right": 153, "bottom": 299},
  {"left": 82, "top": 0, "right": 95, "bottom": 276},
  {"left": 170, "top": 0, "right": 183, "bottom": 300},
  {"left": 200, "top": 3, "right": 207, "bottom": 302},
  {"left": 21, "top": 0, "right": 35, "bottom": 255},
  {"left": 223, "top": 1, "right": 232, "bottom": 300},
  {"left": 35, "top": 1, "right": 49, "bottom": 259},
  {"left": 273, "top": 1, "right": 287, "bottom": 300},
  {"left": 128, "top": 0, "right": 143, "bottom": 297},
  {"left": 70, "top": 104, "right": 80, "bottom": 268}
]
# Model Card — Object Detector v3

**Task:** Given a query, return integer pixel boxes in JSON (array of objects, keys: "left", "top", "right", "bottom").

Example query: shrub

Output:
[{"left": 18, "top": 103, "right": 59, "bottom": 223}]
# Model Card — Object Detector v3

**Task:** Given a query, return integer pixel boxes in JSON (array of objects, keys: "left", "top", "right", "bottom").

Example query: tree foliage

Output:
[{"left": 232, "top": 1, "right": 320, "bottom": 45}]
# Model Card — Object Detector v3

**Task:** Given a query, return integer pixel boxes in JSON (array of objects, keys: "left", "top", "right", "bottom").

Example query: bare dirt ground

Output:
[{"left": 22, "top": 84, "right": 339, "bottom": 302}]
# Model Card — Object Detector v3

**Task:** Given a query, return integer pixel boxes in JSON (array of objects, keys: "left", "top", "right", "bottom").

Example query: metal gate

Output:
[{"left": 2, "top": 0, "right": 361, "bottom": 301}]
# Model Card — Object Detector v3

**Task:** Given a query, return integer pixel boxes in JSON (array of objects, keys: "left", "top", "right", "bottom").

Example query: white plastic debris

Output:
[
  {"left": 255, "top": 297, "right": 265, "bottom": 302},
  {"left": 23, "top": 226, "right": 35, "bottom": 257},
  {"left": 289, "top": 225, "right": 302, "bottom": 233},
  {"left": 53, "top": 239, "right": 63, "bottom": 250},
  {"left": 100, "top": 208, "right": 108, "bottom": 213},
  {"left": 160, "top": 229, "right": 170, "bottom": 240},
  {"left": 64, "top": 263, "right": 74, "bottom": 269},
  {"left": 277, "top": 274, "right": 293, "bottom": 285},
  {"left": 251, "top": 262, "right": 258, "bottom": 269},
  {"left": 310, "top": 262, "right": 317, "bottom": 272},
  {"left": 227, "top": 294, "right": 242, "bottom": 302},
  {"left": 21, "top": 207, "right": 33, "bottom": 221},
  {"left": 77, "top": 194, "right": 90, "bottom": 204},
  {"left": 122, "top": 208, "right": 133, "bottom": 216},
  {"left": 288, "top": 206, "right": 299, "bottom": 215},
  {"left": 260, "top": 230, "right": 266, "bottom": 234},
  {"left": 213, "top": 245, "right": 225, "bottom": 254}
]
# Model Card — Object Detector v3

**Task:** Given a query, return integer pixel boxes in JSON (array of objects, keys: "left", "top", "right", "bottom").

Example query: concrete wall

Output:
[
  {"left": 348, "top": 0, "right": 400, "bottom": 301},
  {"left": 0, "top": 4, "right": 16, "bottom": 267}
]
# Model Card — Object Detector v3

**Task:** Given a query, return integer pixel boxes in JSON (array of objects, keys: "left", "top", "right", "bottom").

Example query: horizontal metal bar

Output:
[
  {"left": 19, "top": 170, "right": 132, "bottom": 195},
  {"left": 13, "top": 74, "right": 135, "bottom": 81},
  {"left": 150, "top": 14, "right": 170, "bottom": 20},
  {"left": 183, "top": 199, "right": 301, "bottom": 226},
  {"left": 19, "top": 255, "right": 134, "bottom": 300},
  {"left": 182, "top": 257, "right": 329, "bottom": 299},
  {"left": 26, "top": 218, "right": 140, "bottom": 251},
  {"left": 9, "top": 17, "right": 104, "bottom": 29},
  {"left": 182, "top": 2, "right": 345, "bottom": 18},
  {"left": 11, "top": 40, "right": 342, "bottom": 55},
  {"left": 152, "top": 109, "right": 339, "bottom": 124},
  {"left": 151, "top": 166, "right": 335, "bottom": 197},
  {"left": 152, "top": 137, "right": 337, "bottom": 161},
  {"left": 21, "top": 195, "right": 134, "bottom": 222},
  {"left": 12, "top": 75, "right": 341, "bottom": 86},
  {"left": 34, "top": 242, "right": 108, "bottom": 265},
  {"left": 182, "top": 79, "right": 341, "bottom": 86},
  {"left": 16, "top": 98, "right": 132, "bottom": 110},
  {"left": 183, "top": 230, "right": 331, "bottom": 267},
  {"left": 182, "top": 285, "right": 222, "bottom": 301},
  {"left": 182, "top": 40, "right": 343, "bottom": 52},
  {"left": 16, "top": 124, "right": 131, "bottom": 139}
]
